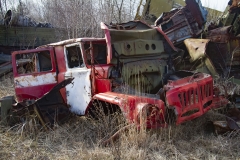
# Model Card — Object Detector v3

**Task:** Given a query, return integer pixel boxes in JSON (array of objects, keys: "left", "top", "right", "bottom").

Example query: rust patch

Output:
[
  {"left": 230, "top": 0, "right": 240, "bottom": 10},
  {"left": 213, "top": 108, "right": 240, "bottom": 134},
  {"left": 206, "top": 26, "right": 240, "bottom": 79},
  {"left": 206, "top": 26, "right": 233, "bottom": 43},
  {"left": 155, "top": 0, "right": 207, "bottom": 44},
  {"left": 184, "top": 39, "right": 210, "bottom": 62},
  {"left": 185, "top": 0, "right": 206, "bottom": 27}
]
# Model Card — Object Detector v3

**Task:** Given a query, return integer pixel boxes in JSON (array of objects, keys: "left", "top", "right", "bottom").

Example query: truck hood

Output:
[{"left": 101, "top": 21, "right": 182, "bottom": 64}]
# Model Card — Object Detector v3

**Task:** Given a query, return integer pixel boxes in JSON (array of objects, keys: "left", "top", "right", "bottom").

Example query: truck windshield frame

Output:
[
  {"left": 65, "top": 43, "right": 85, "bottom": 69},
  {"left": 83, "top": 42, "right": 107, "bottom": 65}
]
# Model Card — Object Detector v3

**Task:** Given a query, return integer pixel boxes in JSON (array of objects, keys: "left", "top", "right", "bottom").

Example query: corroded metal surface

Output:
[
  {"left": 213, "top": 108, "right": 240, "bottom": 134},
  {"left": 184, "top": 34, "right": 240, "bottom": 82},
  {"left": 165, "top": 72, "right": 214, "bottom": 124},
  {"left": 65, "top": 69, "right": 92, "bottom": 115},
  {"left": 206, "top": 26, "right": 240, "bottom": 80},
  {"left": 184, "top": 39, "right": 218, "bottom": 76},
  {"left": 230, "top": 0, "right": 240, "bottom": 10},
  {"left": 185, "top": 0, "right": 207, "bottom": 27},
  {"left": 14, "top": 72, "right": 57, "bottom": 87},
  {"left": 92, "top": 91, "right": 166, "bottom": 129},
  {"left": 206, "top": 26, "right": 233, "bottom": 43},
  {"left": 155, "top": 0, "right": 207, "bottom": 44},
  {"left": 121, "top": 59, "right": 166, "bottom": 93},
  {"left": 10, "top": 20, "right": 229, "bottom": 131},
  {"left": 13, "top": 78, "right": 73, "bottom": 126},
  {"left": 184, "top": 39, "right": 210, "bottom": 62}
]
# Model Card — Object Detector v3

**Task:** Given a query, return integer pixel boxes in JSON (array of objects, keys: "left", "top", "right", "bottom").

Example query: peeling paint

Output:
[
  {"left": 14, "top": 72, "right": 57, "bottom": 87},
  {"left": 65, "top": 69, "right": 91, "bottom": 115}
]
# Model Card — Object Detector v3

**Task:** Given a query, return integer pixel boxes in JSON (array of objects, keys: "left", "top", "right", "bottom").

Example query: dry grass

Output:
[
  {"left": 0, "top": 73, "right": 15, "bottom": 98},
  {"left": 0, "top": 111, "right": 240, "bottom": 160},
  {"left": 1, "top": 75, "right": 240, "bottom": 160}
]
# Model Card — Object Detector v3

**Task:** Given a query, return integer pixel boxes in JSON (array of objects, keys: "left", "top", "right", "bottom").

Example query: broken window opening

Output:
[
  {"left": 84, "top": 43, "right": 107, "bottom": 65},
  {"left": 66, "top": 45, "right": 84, "bottom": 68},
  {"left": 161, "top": 20, "right": 174, "bottom": 31},
  {"left": 16, "top": 51, "right": 52, "bottom": 74}
]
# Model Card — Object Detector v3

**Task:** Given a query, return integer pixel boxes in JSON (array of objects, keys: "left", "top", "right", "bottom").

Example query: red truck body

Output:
[{"left": 11, "top": 21, "right": 227, "bottom": 128}]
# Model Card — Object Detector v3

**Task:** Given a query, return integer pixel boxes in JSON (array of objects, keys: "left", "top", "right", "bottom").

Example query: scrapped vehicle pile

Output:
[
  {"left": 154, "top": 0, "right": 240, "bottom": 133},
  {"left": 0, "top": 0, "right": 240, "bottom": 137}
]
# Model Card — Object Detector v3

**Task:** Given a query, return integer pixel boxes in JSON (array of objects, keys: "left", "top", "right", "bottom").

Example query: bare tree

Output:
[
  {"left": 1, "top": 0, "right": 138, "bottom": 38},
  {"left": 0, "top": 0, "right": 4, "bottom": 18}
]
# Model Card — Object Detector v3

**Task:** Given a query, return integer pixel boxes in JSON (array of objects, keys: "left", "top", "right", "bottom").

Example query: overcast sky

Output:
[
  {"left": 7, "top": 0, "right": 230, "bottom": 13},
  {"left": 200, "top": 0, "right": 229, "bottom": 12}
]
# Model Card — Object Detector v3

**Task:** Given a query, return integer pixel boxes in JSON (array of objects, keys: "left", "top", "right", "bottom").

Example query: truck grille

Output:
[{"left": 178, "top": 82, "right": 213, "bottom": 115}]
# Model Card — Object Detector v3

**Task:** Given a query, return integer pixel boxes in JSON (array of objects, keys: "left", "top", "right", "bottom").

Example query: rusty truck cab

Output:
[
  {"left": 12, "top": 47, "right": 57, "bottom": 102},
  {"left": 12, "top": 38, "right": 110, "bottom": 110}
]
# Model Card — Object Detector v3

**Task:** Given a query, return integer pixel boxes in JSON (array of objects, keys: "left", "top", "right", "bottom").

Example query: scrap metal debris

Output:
[
  {"left": 229, "top": 0, "right": 240, "bottom": 11},
  {"left": 183, "top": 25, "right": 240, "bottom": 88},
  {"left": 0, "top": 9, "right": 64, "bottom": 79},
  {"left": 1, "top": 10, "right": 53, "bottom": 28},
  {"left": 213, "top": 107, "right": 240, "bottom": 134},
  {"left": 154, "top": 0, "right": 207, "bottom": 44},
  {"left": 1, "top": 0, "right": 240, "bottom": 139}
]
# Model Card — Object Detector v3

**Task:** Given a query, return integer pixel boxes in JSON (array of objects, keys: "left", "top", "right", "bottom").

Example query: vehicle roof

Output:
[{"left": 39, "top": 38, "right": 106, "bottom": 47}]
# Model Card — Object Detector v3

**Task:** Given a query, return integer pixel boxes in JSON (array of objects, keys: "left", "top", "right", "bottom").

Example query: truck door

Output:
[
  {"left": 64, "top": 43, "right": 92, "bottom": 115},
  {"left": 12, "top": 47, "right": 57, "bottom": 102}
]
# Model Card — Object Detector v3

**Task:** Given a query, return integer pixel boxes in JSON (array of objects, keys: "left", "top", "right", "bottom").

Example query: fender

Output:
[{"left": 88, "top": 91, "right": 167, "bottom": 129}]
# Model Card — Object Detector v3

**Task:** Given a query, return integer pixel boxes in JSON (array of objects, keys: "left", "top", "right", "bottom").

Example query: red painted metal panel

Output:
[
  {"left": 93, "top": 92, "right": 166, "bottom": 129},
  {"left": 95, "top": 79, "right": 111, "bottom": 93},
  {"left": 94, "top": 65, "right": 112, "bottom": 79},
  {"left": 12, "top": 47, "right": 57, "bottom": 102},
  {"left": 53, "top": 46, "right": 67, "bottom": 103},
  {"left": 12, "top": 47, "right": 56, "bottom": 77},
  {"left": 53, "top": 46, "right": 67, "bottom": 74},
  {"left": 165, "top": 73, "right": 215, "bottom": 124},
  {"left": 15, "top": 83, "right": 56, "bottom": 102},
  {"left": 101, "top": 22, "right": 112, "bottom": 64}
]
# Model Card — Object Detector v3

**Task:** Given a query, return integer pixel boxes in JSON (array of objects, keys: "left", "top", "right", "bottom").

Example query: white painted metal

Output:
[
  {"left": 65, "top": 69, "right": 91, "bottom": 115},
  {"left": 14, "top": 72, "right": 56, "bottom": 88},
  {"left": 64, "top": 43, "right": 92, "bottom": 115}
]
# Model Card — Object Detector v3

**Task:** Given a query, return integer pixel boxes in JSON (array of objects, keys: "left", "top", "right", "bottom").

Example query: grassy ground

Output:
[
  {"left": 0, "top": 75, "right": 240, "bottom": 160},
  {"left": 0, "top": 73, "right": 15, "bottom": 98},
  {"left": 0, "top": 112, "right": 239, "bottom": 160}
]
